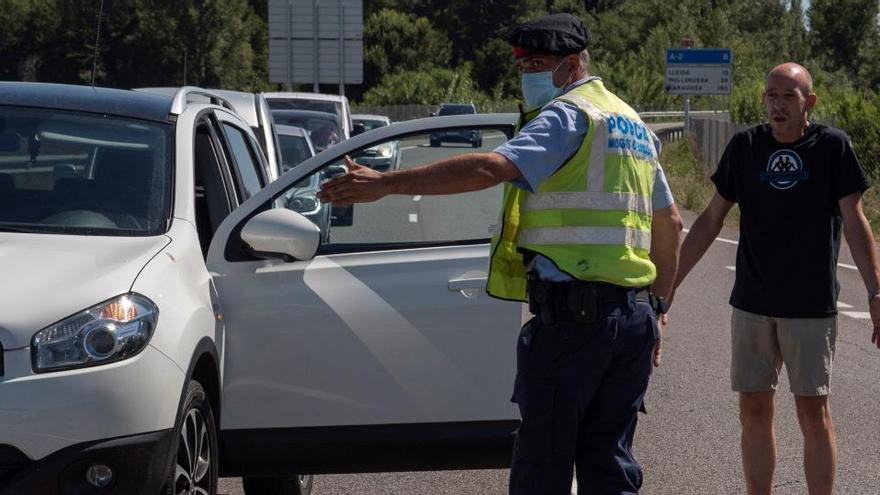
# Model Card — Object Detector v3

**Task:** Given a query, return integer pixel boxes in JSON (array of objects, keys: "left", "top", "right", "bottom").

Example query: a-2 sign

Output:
[{"left": 665, "top": 48, "right": 732, "bottom": 95}]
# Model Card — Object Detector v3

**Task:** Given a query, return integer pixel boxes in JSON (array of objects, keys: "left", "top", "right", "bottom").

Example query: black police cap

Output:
[{"left": 508, "top": 13, "right": 591, "bottom": 56}]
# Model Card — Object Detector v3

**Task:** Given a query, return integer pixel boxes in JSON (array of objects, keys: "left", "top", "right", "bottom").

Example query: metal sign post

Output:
[{"left": 338, "top": 0, "right": 344, "bottom": 95}]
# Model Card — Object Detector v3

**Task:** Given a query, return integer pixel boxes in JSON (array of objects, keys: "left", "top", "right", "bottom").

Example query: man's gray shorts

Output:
[{"left": 730, "top": 308, "right": 837, "bottom": 396}]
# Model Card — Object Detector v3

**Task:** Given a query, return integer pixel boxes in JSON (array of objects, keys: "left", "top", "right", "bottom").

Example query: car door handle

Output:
[{"left": 448, "top": 277, "right": 487, "bottom": 291}]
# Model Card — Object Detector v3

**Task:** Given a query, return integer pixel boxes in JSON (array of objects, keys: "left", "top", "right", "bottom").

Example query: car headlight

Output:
[
  {"left": 378, "top": 146, "right": 392, "bottom": 158},
  {"left": 32, "top": 293, "right": 158, "bottom": 373}
]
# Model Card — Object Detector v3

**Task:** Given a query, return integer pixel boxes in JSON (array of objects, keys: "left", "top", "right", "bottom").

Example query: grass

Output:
[
  {"left": 660, "top": 137, "right": 739, "bottom": 226},
  {"left": 660, "top": 138, "right": 879, "bottom": 236}
]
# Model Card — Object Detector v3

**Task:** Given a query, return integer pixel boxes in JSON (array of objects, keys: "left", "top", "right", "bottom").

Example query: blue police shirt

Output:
[{"left": 493, "top": 77, "right": 675, "bottom": 281}]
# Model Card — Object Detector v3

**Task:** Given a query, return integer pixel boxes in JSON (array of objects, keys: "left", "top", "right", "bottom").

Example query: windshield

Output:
[
  {"left": 268, "top": 98, "right": 342, "bottom": 118},
  {"left": 277, "top": 133, "right": 312, "bottom": 172},
  {"left": 355, "top": 119, "right": 387, "bottom": 131},
  {"left": 0, "top": 106, "right": 172, "bottom": 236}
]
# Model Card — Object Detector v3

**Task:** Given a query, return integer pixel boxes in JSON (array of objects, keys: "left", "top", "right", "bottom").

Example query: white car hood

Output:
[{"left": 0, "top": 233, "right": 171, "bottom": 349}]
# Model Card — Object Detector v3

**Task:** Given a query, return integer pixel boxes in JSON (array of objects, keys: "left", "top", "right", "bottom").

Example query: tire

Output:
[
  {"left": 243, "top": 475, "right": 313, "bottom": 495},
  {"left": 162, "top": 380, "right": 218, "bottom": 495}
]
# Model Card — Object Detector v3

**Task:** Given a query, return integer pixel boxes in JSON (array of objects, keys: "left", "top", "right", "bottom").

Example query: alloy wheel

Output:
[{"left": 173, "top": 407, "right": 213, "bottom": 495}]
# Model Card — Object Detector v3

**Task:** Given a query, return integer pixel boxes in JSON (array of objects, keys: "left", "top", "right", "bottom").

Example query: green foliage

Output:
[
  {"left": 730, "top": 79, "right": 764, "bottom": 124},
  {"left": 809, "top": 0, "right": 880, "bottom": 88},
  {"left": 2, "top": 0, "right": 267, "bottom": 90},
  {"left": 659, "top": 138, "right": 713, "bottom": 212},
  {"left": 361, "top": 65, "right": 517, "bottom": 109},
  {"left": 363, "top": 9, "right": 451, "bottom": 88}
]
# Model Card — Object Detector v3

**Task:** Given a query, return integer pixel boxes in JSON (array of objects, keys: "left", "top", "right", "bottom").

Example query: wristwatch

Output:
[
  {"left": 651, "top": 295, "right": 668, "bottom": 315},
  {"left": 870, "top": 288, "right": 880, "bottom": 304}
]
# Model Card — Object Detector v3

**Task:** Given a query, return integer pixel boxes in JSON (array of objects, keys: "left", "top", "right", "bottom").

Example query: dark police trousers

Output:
[{"left": 509, "top": 281, "right": 658, "bottom": 495}]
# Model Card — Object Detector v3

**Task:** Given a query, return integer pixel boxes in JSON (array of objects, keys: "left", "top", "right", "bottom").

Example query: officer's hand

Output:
[
  {"left": 653, "top": 313, "right": 667, "bottom": 367},
  {"left": 318, "top": 156, "right": 387, "bottom": 205}
]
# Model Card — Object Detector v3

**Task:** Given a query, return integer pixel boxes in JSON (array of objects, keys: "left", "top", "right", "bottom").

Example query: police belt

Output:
[{"left": 526, "top": 275, "right": 651, "bottom": 324}]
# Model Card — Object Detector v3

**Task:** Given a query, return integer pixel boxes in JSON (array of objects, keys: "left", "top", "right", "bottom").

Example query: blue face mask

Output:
[{"left": 520, "top": 58, "right": 569, "bottom": 110}]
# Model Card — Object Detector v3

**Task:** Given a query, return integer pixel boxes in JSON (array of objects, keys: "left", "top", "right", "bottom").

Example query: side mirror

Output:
[
  {"left": 351, "top": 123, "right": 366, "bottom": 136},
  {"left": 325, "top": 164, "right": 348, "bottom": 178},
  {"left": 241, "top": 208, "right": 320, "bottom": 261}
]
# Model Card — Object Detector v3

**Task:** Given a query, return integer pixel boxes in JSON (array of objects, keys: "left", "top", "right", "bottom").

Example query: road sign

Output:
[
  {"left": 665, "top": 48, "right": 732, "bottom": 95},
  {"left": 268, "top": 0, "right": 363, "bottom": 92}
]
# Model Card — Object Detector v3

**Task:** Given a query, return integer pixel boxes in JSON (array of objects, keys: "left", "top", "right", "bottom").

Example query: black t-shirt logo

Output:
[{"left": 760, "top": 149, "right": 810, "bottom": 190}]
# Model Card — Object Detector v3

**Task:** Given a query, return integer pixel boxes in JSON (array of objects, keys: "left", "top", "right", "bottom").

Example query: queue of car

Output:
[{"left": 0, "top": 87, "right": 501, "bottom": 495}]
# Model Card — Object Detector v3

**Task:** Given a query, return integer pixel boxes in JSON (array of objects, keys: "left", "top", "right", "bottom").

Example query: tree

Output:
[
  {"left": 361, "top": 65, "right": 505, "bottom": 106},
  {"left": 809, "top": 0, "right": 880, "bottom": 79},
  {"left": 363, "top": 9, "right": 451, "bottom": 87}
]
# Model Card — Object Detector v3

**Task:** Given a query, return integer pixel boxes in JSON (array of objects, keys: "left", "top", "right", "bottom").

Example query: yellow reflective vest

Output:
[{"left": 487, "top": 79, "right": 659, "bottom": 302}]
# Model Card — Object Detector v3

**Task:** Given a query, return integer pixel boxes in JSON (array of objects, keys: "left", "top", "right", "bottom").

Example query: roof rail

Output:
[{"left": 170, "top": 86, "right": 235, "bottom": 115}]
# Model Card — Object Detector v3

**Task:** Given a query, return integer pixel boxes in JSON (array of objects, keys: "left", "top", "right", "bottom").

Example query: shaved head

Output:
[
  {"left": 766, "top": 62, "right": 813, "bottom": 96},
  {"left": 762, "top": 62, "right": 817, "bottom": 143}
]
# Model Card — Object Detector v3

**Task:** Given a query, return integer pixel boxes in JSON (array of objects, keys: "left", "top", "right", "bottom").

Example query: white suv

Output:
[{"left": 0, "top": 83, "right": 520, "bottom": 494}]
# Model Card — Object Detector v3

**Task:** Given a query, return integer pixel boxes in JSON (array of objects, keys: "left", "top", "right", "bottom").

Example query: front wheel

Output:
[
  {"left": 163, "top": 380, "right": 218, "bottom": 495},
  {"left": 243, "top": 475, "right": 313, "bottom": 495}
]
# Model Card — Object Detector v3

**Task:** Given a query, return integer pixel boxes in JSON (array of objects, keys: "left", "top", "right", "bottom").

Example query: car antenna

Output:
[{"left": 90, "top": 0, "right": 106, "bottom": 87}]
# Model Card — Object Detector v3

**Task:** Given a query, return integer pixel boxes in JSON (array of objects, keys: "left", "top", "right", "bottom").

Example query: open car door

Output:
[{"left": 207, "top": 113, "right": 524, "bottom": 473}]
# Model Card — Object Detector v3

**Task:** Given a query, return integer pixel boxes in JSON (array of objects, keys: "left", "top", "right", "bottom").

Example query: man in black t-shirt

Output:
[{"left": 674, "top": 63, "right": 880, "bottom": 495}]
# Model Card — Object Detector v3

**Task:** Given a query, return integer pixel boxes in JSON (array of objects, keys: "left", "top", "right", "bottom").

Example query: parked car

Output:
[
  {"left": 271, "top": 109, "right": 344, "bottom": 153},
  {"left": 0, "top": 85, "right": 519, "bottom": 494},
  {"left": 429, "top": 103, "right": 483, "bottom": 148},
  {"left": 351, "top": 114, "right": 400, "bottom": 171},
  {"left": 0, "top": 83, "right": 313, "bottom": 494},
  {"left": 135, "top": 87, "right": 285, "bottom": 181},
  {"left": 264, "top": 92, "right": 353, "bottom": 140}
]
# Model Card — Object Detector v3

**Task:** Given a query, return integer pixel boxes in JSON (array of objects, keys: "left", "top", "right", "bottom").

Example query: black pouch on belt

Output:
[{"left": 566, "top": 283, "right": 600, "bottom": 324}]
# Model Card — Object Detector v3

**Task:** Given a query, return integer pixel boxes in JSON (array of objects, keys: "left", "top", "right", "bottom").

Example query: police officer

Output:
[{"left": 319, "top": 13, "right": 683, "bottom": 494}]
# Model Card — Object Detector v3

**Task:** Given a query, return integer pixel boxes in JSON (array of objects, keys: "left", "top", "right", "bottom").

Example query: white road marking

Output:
[
  {"left": 409, "top": 213, "right": 418, "bottom": 223},
  {"left": 572, "top": 479, "right": 577, "bottom": 495},
  {"left": 682, "top": 228, "right": 858, "bottom": 270},
  {"left": 413, "top": 195, "right": 422, "bottom": 201},
  {"left": 725, "top": 265, "right": 735, "bottom": 271},
  {"left": 842, "top": 311, "right": 871, "bottom": 319},
  {"left": 838, "top": 301, "right": 854, "bottom": 309},
  {"left": 401, "top": 145, "right": 419, "bottom": 151}
]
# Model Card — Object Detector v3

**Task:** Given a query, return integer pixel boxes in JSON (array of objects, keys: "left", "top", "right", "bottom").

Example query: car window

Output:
[
  {"left": 277, "top": 133, "right": 312, "bottom": 171},
  {"left": 0, "top": 105, "right": 172, "bottom": 236},
  {"left": 222, "top": 123, "right": 263, "bottom": 201},
  {"left": 276, "top": 126, "right": 509, "bottom": 250}
]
